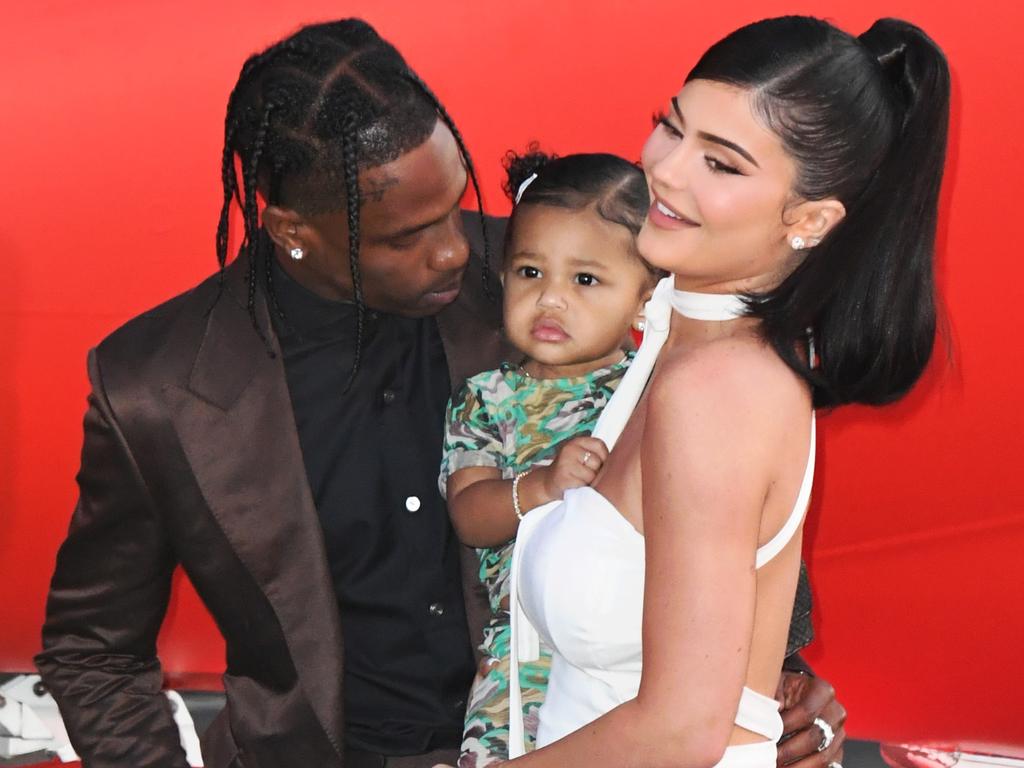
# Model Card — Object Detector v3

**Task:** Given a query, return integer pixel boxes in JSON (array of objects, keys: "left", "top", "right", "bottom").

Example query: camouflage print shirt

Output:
[
  {"left": 440, "top": 354, "right": 634, "bottom": 766},
  {"left": 439, "top": 352, "right": 635, "bottom": 621}
]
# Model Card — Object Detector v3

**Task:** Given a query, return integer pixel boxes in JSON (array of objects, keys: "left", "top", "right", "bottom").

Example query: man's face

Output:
[{"left": 278, "top": 120, "right": 471, "bottom": 317}]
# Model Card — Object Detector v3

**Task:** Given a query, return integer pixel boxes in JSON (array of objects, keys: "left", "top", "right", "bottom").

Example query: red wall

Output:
[{"left": 3, "top": 0, "right": 1022, "bottom": 755}]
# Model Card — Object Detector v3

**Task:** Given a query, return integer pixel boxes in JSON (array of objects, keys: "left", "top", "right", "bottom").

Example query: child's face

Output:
[{"left": 502, "top": 205, "right": 653, "bottom": 377}]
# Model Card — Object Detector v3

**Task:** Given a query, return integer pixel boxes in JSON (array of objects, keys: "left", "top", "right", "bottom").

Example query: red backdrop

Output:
[{"left": 2, "top": 0, "right": 1022, "bottom": 756}]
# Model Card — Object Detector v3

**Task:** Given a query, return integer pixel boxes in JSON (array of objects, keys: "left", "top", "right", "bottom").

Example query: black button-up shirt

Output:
[{"left": 270, "top": 259, "right": 474, "bottom": 754}]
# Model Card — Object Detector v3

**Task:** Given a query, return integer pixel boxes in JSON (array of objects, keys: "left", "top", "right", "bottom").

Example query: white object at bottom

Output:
[{"left": 0, "top": 674, "right": 203, "bottom": 766}]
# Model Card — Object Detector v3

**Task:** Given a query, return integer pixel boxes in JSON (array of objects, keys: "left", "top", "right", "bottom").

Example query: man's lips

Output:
[
  {"left": 422, "top": 275, "right": 464, "bottom": 306},
  {"left": 531, "top": 318, "right": 569, "bottom": 342}
]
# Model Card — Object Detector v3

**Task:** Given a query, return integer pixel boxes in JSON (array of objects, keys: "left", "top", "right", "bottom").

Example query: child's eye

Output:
[
  {"left": 705, "top": 156, "right": 741, "bottom": 175},
  {"left": 517, "top": 265, "right": 542, "bottom": 279},
  {"left": 574, "top": 273, "right": 600, "bottom": 286},
  {"left": 652, "top": 110, "right": 683, "bottom": 140}
]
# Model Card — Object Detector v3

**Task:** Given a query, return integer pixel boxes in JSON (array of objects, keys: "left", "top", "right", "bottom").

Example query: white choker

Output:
[{"left": 669, "top": 289, "right": 747, "bottom": 321}]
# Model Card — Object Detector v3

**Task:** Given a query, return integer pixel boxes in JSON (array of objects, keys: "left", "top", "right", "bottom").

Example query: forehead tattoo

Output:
[{"left": 362, "top": 175, "right": 399, "bottom": 205}]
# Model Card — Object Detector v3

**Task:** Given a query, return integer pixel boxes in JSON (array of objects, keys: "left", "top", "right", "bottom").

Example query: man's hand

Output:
[{"left": 776, "top": 671, "right": 847, "bottom": 768}]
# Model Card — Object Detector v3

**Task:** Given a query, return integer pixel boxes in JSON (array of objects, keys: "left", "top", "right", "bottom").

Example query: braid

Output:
[
  {"left": 403, "top": 71, "right": 495, "bottom": 301},
  {"left": 241, "top": 101, "right": 276, "bottom": 352},
  {"left": 215, "top": 129, "right": 238, "bottom": 274},
  {"left": 218, "top": 18, "right": 488, "bottom": 382},
  {"left": 340, "top": 111, "right": 365, "bottom": 391},
  {"left": 262, "top": 236, "right": 289, "bottom": 325}
]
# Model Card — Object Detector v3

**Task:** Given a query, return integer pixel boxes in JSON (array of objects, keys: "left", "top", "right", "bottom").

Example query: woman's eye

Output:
[
  {"left": 705, "top": 156, "right": 741, "bottom": 175},
  {"left": 652, "top": 111, "right": 683, "bottom": 139},
  {"left": 574, "top": 273, "right": 599, "bottom": 286},
  {"left": 517, "top": 266, "right": 541, "bottom": 279}
]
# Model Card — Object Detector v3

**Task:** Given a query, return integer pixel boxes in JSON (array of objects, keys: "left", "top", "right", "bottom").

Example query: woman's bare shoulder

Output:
[{"left": 648, "top": 334, "right": 808, "bottom": 430}]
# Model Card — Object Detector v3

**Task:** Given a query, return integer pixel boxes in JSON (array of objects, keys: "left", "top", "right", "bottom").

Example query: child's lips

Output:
[{"left": 531, "top": 318, "right": 570, "bottom": 342}]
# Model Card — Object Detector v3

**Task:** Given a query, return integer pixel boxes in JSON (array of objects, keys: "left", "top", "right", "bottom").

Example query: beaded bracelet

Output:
[{"left": 512, "top": 469, "right": 533, "bottom": 520}]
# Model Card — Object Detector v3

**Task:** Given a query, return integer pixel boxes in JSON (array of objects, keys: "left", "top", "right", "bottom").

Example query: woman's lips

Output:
[
  {"left": 648, "top": 197, "right": 700, "bottom": 230},
  {"left": 531, "top": 318, "right": 569, "bottom": 342}
]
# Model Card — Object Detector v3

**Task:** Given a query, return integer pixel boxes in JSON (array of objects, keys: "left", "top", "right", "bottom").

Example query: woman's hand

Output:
[
  {"left": 776, "top": 671, "right": 848, "bottom": 767},
  {"left": 535, "top": 436, "right": 608, "bottom": 499}
]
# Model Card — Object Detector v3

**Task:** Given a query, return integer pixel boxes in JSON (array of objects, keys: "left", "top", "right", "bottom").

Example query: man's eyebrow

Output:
[
  {"left": 381, "top": 175, "right": 470, "bottom": 240},
  {"left": 672, "top": 95, "right": 760, "bottom": 168}
]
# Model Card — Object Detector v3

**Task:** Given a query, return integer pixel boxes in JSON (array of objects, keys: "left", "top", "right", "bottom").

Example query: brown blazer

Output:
[{"left": 36, "top": 213, "right": 512, "bottom": 768}]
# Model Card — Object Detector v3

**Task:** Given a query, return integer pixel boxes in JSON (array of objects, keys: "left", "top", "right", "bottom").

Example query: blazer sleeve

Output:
[
  {"left": 35, "top": 348, "right": 189, "bottom": 768},
  {"left": 785, "top": 560, "right": 815, "bottom": 659}
]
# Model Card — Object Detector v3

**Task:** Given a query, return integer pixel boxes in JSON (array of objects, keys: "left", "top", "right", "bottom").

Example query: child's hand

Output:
[{"left": 539, "top": 436, "right": 609, "bottom": 498}]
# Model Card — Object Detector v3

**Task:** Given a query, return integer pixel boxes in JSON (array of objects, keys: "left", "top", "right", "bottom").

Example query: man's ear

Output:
[
  {"left": 784, "top": 198, "right": 846, "bottom": 247},
  {"left": 263, "top": 205, "right": 307, "bottom": 253}
]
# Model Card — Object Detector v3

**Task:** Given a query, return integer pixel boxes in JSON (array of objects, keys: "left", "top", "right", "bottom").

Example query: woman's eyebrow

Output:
[{"left": 672, "top": 95, "right": 760, "bottom": 168}]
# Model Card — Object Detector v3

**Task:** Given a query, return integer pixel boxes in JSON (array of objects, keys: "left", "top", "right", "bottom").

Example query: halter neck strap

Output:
[
  {"left": 670, "top": 289, "right": 748, "bottom": 321},
  {"left": 591, "top": 276, "right": 673, "bottom": 450}
]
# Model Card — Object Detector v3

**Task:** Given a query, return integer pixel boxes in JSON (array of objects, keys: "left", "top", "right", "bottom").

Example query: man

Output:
[{"left": 36, "top": 19, "right": 846, "bottom": 768}]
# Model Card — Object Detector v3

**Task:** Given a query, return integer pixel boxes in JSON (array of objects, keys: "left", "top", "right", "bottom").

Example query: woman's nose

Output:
[{"left": 651, "top": 150, "right": 689, "bottom": 191}]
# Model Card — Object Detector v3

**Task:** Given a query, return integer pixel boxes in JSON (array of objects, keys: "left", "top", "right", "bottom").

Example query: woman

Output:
[{"left": 507, "top": 16, "right": 949, "bottom": 768}]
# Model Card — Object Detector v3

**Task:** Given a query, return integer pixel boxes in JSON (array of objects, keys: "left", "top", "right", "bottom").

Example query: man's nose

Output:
[{"left": 429, "top": 216, "right": 470, "bottom": 272}]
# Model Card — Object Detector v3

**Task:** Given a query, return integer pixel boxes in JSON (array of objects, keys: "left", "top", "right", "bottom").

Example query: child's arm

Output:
[{"left": 447, "top": 435, "right": 609, "bottom": 548}]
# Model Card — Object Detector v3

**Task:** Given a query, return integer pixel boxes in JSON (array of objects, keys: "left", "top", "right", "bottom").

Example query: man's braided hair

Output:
[{"left": 216, "top": 19, "right": 492, "bottom": 386}]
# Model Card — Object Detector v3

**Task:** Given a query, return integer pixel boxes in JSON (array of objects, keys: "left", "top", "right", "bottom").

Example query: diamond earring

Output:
[
  {"left": 290, "top": 247, "right": 304, "bottom": 261},
  {"left": 790, "top": 236, "right": 806, "bottom": 250}
]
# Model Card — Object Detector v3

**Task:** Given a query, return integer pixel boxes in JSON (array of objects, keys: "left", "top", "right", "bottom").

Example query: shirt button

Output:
[
  {"left": 429, "top": 602, "right": 445, "bottom": 616},
  {"left": 405, "top": 496, "right": 421, "bottom": 513},
  {"left": 381, "top": 389, "right": 396, "bottom": 405}
]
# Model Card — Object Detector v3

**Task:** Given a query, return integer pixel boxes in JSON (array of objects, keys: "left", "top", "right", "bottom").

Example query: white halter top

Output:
[{"left": 508, "top": 276, "right": 816, "bottom": 762}]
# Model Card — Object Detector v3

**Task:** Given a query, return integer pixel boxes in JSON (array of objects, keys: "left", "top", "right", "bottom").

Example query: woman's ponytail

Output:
[
  {"left": 688, "top": 16, "right": 951, "bottom": 407},
  {"left": 810, "top": 18, "right": 950, "bottom": 406}
]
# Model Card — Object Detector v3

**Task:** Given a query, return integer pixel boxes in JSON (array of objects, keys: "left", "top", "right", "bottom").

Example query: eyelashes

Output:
[
  {"left": 651, "top": 110, "right": 682, "bottom": 138},
  {"left": 649, "top": 110, "right": 742, "bottom": 175}
]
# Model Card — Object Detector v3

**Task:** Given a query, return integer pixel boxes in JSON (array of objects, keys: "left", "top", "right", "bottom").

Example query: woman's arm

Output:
[
  {"left": 448, "top": 436, "right": 609, "bottom": 547},
  {"left": 511, "top": 342, "right": 803, "bottom": 768}
]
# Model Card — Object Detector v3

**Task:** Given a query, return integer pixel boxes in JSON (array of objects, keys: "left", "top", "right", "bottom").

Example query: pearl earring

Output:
[
  {"left": 790, "top": 236, "right": 806, "bottom": 250},
  {"left": 635, "top": 319, "right": 646, "bottom": 332},
  {"left": 290, "top": 247, "right": 304, "bottom": 261}
]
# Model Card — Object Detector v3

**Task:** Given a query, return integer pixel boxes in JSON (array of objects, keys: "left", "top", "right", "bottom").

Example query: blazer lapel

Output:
[{"left": 164, "top": 260, "right": 344, "bottom": 756}]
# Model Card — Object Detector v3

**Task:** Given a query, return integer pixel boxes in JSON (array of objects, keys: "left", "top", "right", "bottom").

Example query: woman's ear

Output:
[{"left": 785, "top": 198, "right": 847, "bottom": 247}]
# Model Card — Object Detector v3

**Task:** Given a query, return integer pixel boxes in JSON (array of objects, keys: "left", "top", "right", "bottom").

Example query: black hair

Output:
[
  {"left": 216, "top": 18, "right": 492, "bottom": 386},
  {"left": 503, "top": 147, "right": 660, "bottom": 280},
  {"left": 687, "top": 17, "right": 950, "bottom": 407}
]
